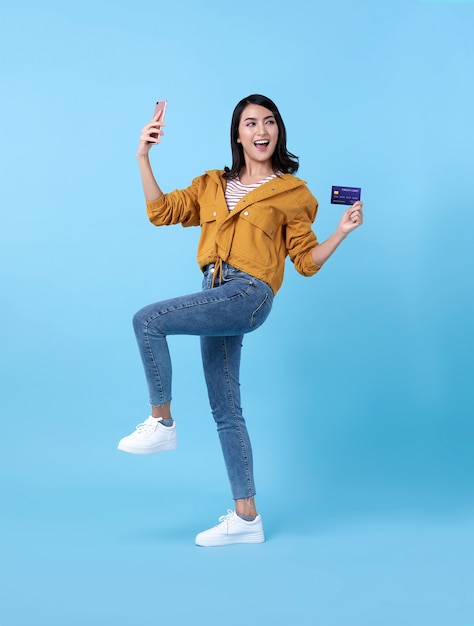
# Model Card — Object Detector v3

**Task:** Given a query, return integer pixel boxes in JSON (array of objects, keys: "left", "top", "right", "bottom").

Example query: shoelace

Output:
[
  {"left": 135, "top": 418, "right": 159, "bottom": 434},
  {"left": 216, "top": 509, "right": 235, "bottom": 529}
]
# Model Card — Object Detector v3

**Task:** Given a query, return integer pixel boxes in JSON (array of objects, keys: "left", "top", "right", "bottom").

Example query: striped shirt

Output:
[{"left": 225, "top": 173, "right": 278, "bottom": 212}]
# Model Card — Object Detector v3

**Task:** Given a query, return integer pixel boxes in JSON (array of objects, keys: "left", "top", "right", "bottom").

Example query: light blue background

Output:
[{"left": 1, "top": 0, "right": 473, "bottom": 624}]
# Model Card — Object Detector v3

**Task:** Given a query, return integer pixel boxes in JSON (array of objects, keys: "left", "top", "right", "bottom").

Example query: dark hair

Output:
[{"left": 223, "top": 94, "right": 299, "bottom": 179}]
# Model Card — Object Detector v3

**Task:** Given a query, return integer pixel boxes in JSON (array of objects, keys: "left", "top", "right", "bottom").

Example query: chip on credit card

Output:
[{"left": 331, "top": 186, "right": 361, "bottom": 205}]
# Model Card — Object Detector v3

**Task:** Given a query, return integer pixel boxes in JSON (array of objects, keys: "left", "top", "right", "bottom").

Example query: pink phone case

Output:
[
  {"left": 154, "top": 100, "right": 167, "bottom": 121},
  {"left": 151, "top": 100, "right": 167, "bottom": 141}
]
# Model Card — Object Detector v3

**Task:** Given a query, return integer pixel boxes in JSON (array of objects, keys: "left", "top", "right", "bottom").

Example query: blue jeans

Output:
[{"left": 132, "top": 262, "right": 274, "bottom": 500}]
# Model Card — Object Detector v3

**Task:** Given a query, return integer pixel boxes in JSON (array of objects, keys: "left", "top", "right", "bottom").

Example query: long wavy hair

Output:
[{"left": 223, "top": 94, "right": 299, "bottom": 179}]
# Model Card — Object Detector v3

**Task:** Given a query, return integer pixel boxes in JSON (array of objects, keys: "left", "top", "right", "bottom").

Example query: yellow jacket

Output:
[{"left": 146, "top": 169, "right": 321, "bottom": 295}]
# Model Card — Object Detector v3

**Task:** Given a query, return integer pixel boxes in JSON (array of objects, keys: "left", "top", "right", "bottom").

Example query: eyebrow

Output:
[{"left": 243, "top": 115, "right": 275, "bottom": 121}]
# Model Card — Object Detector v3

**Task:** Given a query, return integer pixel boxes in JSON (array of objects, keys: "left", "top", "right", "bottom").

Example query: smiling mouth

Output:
[{"left": 254, "top": 140, "right": 269, "bottom": 149}]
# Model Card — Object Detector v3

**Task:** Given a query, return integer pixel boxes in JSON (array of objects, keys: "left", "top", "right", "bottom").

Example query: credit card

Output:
[{"left": 331, "top": 186, "right": 361, "bottom": 205}]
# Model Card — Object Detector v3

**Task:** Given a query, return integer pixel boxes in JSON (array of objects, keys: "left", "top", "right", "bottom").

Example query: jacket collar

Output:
[
  {"left": 205, "top": 169, "right": 307, "bottom": 195},
  {"left": 205, "top": 169, "right": 309, "bottom": 221}
]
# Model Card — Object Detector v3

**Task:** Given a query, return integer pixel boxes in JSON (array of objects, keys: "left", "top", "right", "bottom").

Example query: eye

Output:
[
  {"left": 266, "top": 119, "right": 275, "bottom": 125},
  {"left": 246, "top": 121, "right": 256, "bottom": 127}
]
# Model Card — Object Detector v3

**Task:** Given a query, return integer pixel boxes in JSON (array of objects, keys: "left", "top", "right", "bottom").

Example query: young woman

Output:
[{"left": 118, "top": 94, "right": 363, "bottom": 547}]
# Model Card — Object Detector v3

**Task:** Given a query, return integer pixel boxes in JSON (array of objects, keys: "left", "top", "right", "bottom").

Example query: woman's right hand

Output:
[{"left": 136, "top": 110, "right": 166, "bottom": 157}]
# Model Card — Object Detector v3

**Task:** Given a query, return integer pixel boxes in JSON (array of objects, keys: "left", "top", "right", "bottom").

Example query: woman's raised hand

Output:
[{"left": 136, "top": 110, "right": 166, "bottom": 157}]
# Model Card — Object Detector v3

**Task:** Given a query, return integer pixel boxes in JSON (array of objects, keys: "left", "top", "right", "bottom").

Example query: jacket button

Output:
[
  {"left": 244, "top": 211, "right": 249, "bottom": 216},
  {"left": 213, "top": 212, "right": 216, "bottom": 216}
]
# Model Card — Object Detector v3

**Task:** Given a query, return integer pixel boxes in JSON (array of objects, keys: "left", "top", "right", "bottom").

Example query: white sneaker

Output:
[
  {"left": 117, "top": 416, "right": 177, "bottom": 455},
  {"left": 195, "top": 510, "right": 265, "bottom": 547}
]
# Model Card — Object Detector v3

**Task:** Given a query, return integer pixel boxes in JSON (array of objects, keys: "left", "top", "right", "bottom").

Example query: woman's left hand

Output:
[
  {"left": 338, "top": 201, "right": 364, "bottom": 235},
  {"left": 310, "top": 201, "right": 364, "bottom": 266}
]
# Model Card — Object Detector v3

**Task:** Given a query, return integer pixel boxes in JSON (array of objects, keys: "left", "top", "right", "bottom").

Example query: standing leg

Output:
[
  {"left": 196, "top": 333, "right": 264, "bottom": 545},
  {"left": 200, "top": 334, "right": 257, "bottom": 517}
]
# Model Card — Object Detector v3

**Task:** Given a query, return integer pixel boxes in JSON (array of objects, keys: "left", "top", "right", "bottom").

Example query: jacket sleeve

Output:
[
  {"left": 145, "top": 175, "right": 203, "bottom": 228},
  {"left": 285, "top": 190, "right": 322, "bottom": 277}
]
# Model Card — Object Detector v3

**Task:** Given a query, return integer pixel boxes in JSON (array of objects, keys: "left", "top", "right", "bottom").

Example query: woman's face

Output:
[{"left": 237, "top": 103, "right": 279, "bottom": 168}]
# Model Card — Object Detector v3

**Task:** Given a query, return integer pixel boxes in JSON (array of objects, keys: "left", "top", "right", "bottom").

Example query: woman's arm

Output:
[
  {"left": 311, "top": 201, "right": 364, "bottom": 266},
  {"left": 136, "top": 110, "right": 166, "bottom": 202}
]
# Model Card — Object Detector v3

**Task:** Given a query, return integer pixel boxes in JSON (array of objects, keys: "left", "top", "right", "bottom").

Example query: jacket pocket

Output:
[
  {"left": 200, "top": 204, "right": 218, "bottom": 226},
  {"left": 233, "top": 207, "right": 283, "bottom": 263},
  {"left": 239, "top": 207, "right": 280, "bottom": 237}
]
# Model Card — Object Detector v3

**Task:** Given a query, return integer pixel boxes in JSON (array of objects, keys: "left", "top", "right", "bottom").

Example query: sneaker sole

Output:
[
  {"left": 195, "top": 532, "right": 265, "bottom": 547},
  {"left": 117, "top": 440, "right": 177, "bottom": 455}
]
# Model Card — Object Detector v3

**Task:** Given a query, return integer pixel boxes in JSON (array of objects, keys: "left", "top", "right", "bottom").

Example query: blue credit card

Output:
[{"left": 331, "top": 186, "right": 361, "bottom": 205}]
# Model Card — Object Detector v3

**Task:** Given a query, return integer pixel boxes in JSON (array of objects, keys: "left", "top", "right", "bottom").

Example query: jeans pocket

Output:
[
  {"left": 250, "top": 292, "right": 273, "bottom": 329},
  {"left": 224, "top": 265, "right": 253, "bottom": 285}
]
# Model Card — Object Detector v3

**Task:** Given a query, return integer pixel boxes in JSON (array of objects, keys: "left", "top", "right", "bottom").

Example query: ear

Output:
[{"left": 237, "top": 137, "right": 241, "bottom": 143}]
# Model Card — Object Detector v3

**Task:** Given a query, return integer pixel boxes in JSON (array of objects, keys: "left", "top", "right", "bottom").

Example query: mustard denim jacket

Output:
[{"left": 146, "top": 169, "right": 321, "bottom": 295}]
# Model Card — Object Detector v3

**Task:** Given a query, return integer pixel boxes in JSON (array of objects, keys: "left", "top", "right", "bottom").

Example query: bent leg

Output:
[
  {"left": 133, "top": 273, "right": 272, "bottom": 409},
  {"left": 133, "top": 306, "right": 173, "bottom": 408}
]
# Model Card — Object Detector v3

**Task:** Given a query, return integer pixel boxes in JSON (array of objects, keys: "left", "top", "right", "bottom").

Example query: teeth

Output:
[{"left": 255, "top": 140, "right": 269, "bottom": 145}]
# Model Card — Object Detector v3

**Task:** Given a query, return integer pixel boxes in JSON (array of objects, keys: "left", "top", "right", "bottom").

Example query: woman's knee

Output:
[{"left": 132, "top": 305, "right": 150, "bottom": 335}]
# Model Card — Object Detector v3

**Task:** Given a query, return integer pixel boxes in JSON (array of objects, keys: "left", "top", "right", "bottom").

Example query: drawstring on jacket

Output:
[{"left": 210, "top": 256, "right": 223, "bottom": 288}]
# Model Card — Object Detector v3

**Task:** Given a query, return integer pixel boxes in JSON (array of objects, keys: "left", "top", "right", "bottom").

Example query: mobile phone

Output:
[
  {"left": 152, "top": 100, "right": 167, "bottom": 141},
  {"left": 154, "top": 99, "right": 167, "bottom": 121}
]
